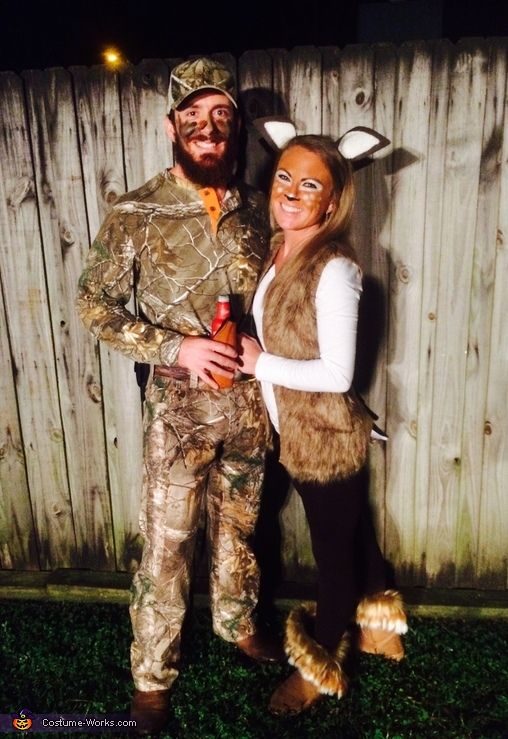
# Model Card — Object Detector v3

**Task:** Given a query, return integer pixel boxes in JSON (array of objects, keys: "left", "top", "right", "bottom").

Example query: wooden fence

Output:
[{"left": 1, "top": 39, "right": 507, "bottom": 590}]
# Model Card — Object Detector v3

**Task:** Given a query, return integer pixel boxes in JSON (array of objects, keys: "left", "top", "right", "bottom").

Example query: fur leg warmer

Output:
[
  {"left": 355, "top": 590, "right": 408, "bottom": 660},
  {"left": 285, "top": 602, "right": 349, "bottom": 698}
]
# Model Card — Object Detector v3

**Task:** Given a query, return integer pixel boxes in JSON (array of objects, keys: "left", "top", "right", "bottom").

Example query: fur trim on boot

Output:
[
  {"left": 355, "top": 590, "right": 408, "bottom": 661},
  {"left": 285, "top": 602, "right": 349, "bottom": 698},
  {"left": 355, "top": 590, "right": 408, "bottom": 634}
]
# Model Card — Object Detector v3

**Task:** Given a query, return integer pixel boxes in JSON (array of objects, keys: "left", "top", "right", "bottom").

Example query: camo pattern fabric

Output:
[
  {"left": 76, "top": 170, "right": 269, "bottom": 366},
  {"left": 130, "top": 374, "right": 270, "bottom": 691},
  {"left": 168, "top": 56, "right": 237, "bottom": 111}
]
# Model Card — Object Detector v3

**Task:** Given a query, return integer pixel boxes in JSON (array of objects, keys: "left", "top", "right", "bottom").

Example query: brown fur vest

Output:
[{"left": 262, "top": 240, "right": 373, "bottom": 483}]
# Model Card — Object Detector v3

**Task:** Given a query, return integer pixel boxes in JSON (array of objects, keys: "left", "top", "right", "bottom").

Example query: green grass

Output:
[{"left": 1, "top": 600, "right": 507, "bottom": 738}]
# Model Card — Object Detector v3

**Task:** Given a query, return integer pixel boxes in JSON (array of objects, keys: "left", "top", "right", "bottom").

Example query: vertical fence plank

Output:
[
  {"left": 338, "top": 43, "right": 375, "bottom": 145},
  {"left": 365, "top": 43, "right": 398, "bottom": 554},
  {"left": 455, "top": 41, "right": 503, "bottom": 585},
  {"left": 0, "top": 72, "right": 76, "bottom": 569},
  {"left": 0, "top": 274, "right": 38, "bottom": 569},
  {"left": 337, "top": 42, "right": 376, "bottom": 268},
  {"left": 238, "top": 50, "right": 274, "bottom": 191},
  {"left": 72, "top": 65, "right": 143, "bottom": 572},
  {"left": 335, "top": 42, "right": 376, "bottom": 312},
  {"left": 288, "top": 46, "right": 322, "bottom": 134},
  {"left": 385, "top": 43, "right": 432, "bottom": 584},
  {"left": 270, "top": 48, "right": 291, "bottom": 119},
  {"left": 426, "top": 41, "right": 488, "bottom": 585},
  {"left": 120, "top": 59, "right": 171, "bottom": 189},
  {"left": 321, "top": 46, "right": 341, "bottom": 139},
  {"left": 335, "top": 43, "right": 389, "bottom": 545},
  {"left": 23, "top": 67, "right": 115, "bottom": 570},
  {"left": 478, "top": 40, "right": 508, "bottom": 588},
  {"left": 411, "top": 40, "right": 452, "bottom": 585}
]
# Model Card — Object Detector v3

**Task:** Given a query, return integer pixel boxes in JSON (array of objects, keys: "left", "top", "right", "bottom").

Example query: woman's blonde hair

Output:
[{"left": 270, "top": 134, "right": 357, "bottom": 263}]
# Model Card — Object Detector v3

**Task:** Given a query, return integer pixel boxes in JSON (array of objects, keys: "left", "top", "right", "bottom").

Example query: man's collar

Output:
[{"left": 164, "top": 168, "right": 243, "bottom": 211}]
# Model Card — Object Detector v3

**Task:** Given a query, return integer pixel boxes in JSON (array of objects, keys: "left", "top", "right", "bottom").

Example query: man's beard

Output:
[{"left": 174, "top": 133, "right": 238, "bottom": 187}]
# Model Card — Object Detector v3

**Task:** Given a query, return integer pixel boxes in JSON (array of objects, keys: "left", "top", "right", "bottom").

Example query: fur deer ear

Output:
[
  {"left": 253, "top": 118, "right": 391, "bottom": 167},
  {"left": 253, "top": 116, "right": 298, "bottom": 150},
  {"left": 337, "top": 126, "right": 390, "bottom": 161}
]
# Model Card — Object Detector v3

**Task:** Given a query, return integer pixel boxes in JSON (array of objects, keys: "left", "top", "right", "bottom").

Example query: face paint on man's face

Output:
[
  {"left": 178, "top": 114, "right": 233, "bottom": 145},
  {"left": 173, "top": 91, "right": 237, "bottom": 186}
]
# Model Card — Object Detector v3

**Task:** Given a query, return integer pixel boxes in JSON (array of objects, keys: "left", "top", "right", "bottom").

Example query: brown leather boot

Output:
[
  {"left": 236, "top": 632, "right": 285, "bottom": 663},
  {"left": 130, "top": 688, "right": 170, "bottom": 735},
  {"left": 269, "top": 670, "right": 322, "bottom": 715}
]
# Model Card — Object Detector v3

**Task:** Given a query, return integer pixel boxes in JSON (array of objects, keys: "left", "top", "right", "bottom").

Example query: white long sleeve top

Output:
[{"left": 252, "top": 256, "right": 362, "bottom": 431}]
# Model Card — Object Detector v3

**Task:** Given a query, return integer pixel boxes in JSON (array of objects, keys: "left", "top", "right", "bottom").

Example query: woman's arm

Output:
[{"left": 249, "top": 257, "right": 362, "bottom": 392}]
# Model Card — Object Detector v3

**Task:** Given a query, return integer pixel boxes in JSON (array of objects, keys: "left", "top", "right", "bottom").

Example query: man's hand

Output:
[
  {"left": 238, "top": 333, "right": 263, "bottom": 375},
  {"left": 177, "top": 336, "right": 238, "bottom": 389}
]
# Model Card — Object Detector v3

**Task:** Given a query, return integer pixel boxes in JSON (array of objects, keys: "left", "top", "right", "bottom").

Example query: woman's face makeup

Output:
[{"left": 270, "top": 146, "right": 335, "bottom": 234}]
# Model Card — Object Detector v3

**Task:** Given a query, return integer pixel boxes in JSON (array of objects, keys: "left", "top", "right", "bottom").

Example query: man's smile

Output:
[{"left": 191, "top": 138, "right": 224, "bottom": 152}]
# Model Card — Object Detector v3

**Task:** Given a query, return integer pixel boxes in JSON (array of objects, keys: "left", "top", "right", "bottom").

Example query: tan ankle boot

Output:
[
  {"left": 269, "top": 602, "right": 349, "bottom": 715},
  {"left": 359, "top": 627, "right": 405, "bottom": 660},
  {"left": 269, "top": 670, "right": 322, "bottom": 715},
  {"left": 356, "top": 589, "right": 408, "bottom": 661}
]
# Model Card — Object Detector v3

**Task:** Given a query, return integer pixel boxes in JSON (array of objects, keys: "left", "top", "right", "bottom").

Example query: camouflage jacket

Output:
[{"left": 76, "top": 170, "right": 269, "bottom": 366}]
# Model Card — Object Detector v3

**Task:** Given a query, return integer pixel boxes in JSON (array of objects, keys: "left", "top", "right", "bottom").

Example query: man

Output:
[{"left": 76, "top": 57, "right": 282, "bottom": 734}]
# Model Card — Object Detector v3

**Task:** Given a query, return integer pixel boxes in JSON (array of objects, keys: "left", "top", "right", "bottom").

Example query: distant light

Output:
[
  {"left": 105, "top": 50, "right": 119, "bottom": 64},
  {"left": 102, "top": 47, "right": 126, "bottom": 70}
]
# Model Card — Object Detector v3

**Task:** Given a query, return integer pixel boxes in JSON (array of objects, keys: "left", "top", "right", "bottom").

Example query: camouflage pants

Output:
[{"left": 130, "top": 374, "right": 269, "bottom": 691}]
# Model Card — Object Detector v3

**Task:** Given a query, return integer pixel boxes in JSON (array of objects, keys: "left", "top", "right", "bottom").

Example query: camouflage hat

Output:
[{"left": 168, "top": 57, "right": 237, "bottom": 112}]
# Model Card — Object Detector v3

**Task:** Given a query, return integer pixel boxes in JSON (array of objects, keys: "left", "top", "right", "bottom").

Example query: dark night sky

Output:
[{"left": 0, "top": 0, "right": 507, "bottom": 73}]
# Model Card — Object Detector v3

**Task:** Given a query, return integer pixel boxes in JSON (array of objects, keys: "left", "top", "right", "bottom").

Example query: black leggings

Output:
[{"left": 292, "top": 472, "right": 387, "bottom": 652}]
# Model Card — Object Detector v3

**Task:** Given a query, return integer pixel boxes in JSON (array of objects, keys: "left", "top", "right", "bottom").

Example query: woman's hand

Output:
[
  {"left": 238, "top": 333, "right": 263, "bottom": 375},
  {"left": 177, "top": 336, "right": 238, "bottom": 388}
]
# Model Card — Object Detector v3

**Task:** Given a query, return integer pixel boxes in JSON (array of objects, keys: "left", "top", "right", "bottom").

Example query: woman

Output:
[{"left": 239, "top": 135, "right": 407, "bottom": 714}]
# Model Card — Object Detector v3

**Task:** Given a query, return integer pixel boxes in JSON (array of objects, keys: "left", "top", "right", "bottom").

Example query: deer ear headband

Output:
[{"left": 253, "top": 116, "right": 390, "bottom": 167}]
